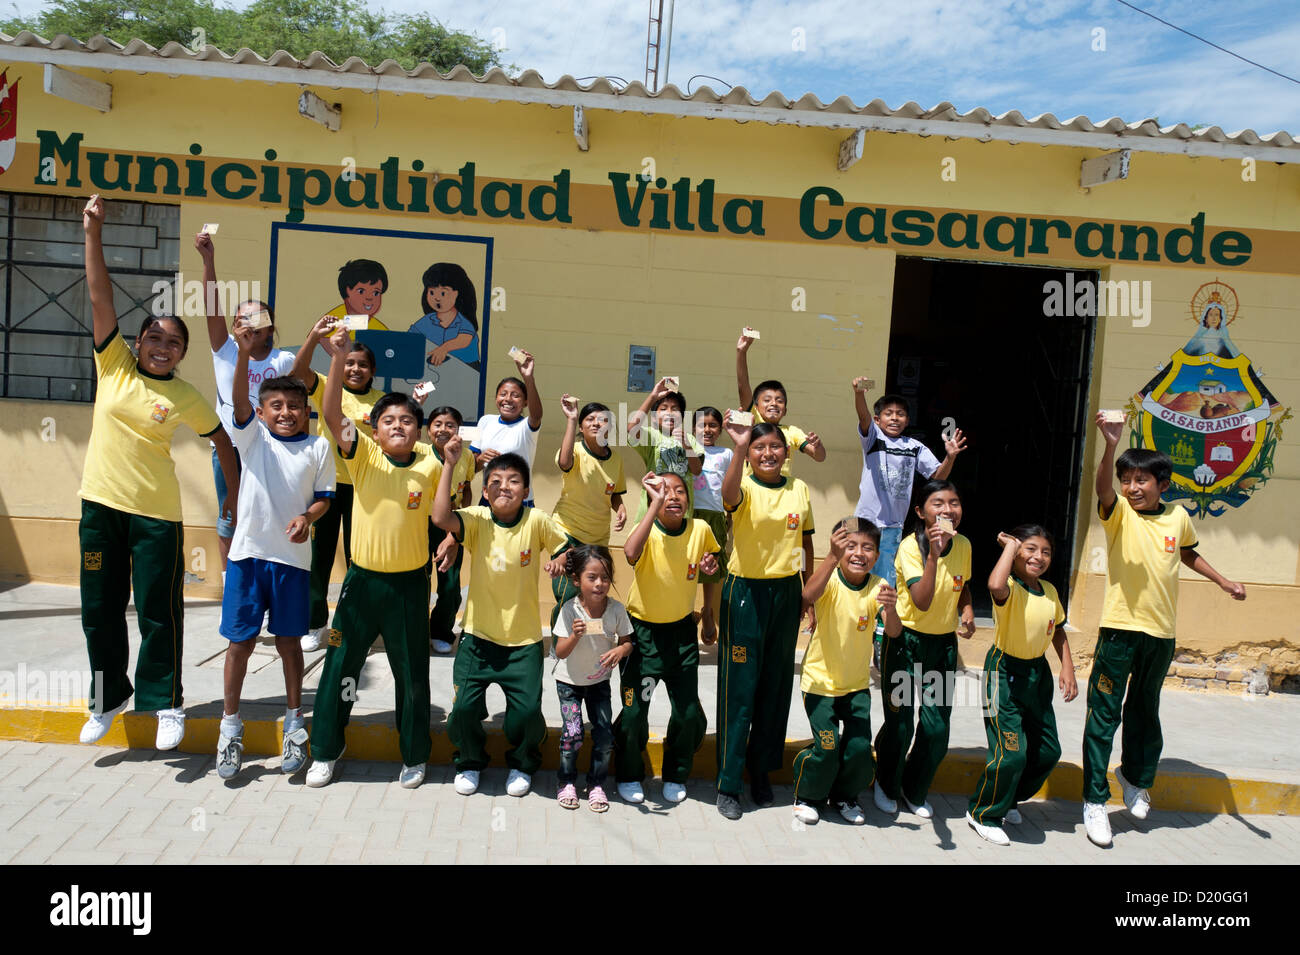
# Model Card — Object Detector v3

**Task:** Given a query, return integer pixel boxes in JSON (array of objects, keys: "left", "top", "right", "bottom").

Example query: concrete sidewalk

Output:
[
  {"left": 2, "top": 741, "right": 1296, "bottom": 865},
  {"left": 1, "top": 581, "right": 1297, "bottom": 816}
]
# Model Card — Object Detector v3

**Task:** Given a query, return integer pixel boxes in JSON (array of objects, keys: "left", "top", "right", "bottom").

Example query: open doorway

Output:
[{"left": 884, "top": 257, "right": 1096, "bottom": 616}]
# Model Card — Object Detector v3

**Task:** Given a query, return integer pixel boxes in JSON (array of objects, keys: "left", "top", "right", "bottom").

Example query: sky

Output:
[{"left": 8, "top": 0, "right": 1300, "bottom": 135}]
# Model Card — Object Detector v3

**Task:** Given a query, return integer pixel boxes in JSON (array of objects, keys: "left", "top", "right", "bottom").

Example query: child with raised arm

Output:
[
  {"left": 433, "top": 438, "right": 568, "bottom": 798},
  {"left": 422, "top": 406, "right": 475, "bottom": 654},
  {"left": 470, "top": 350, "right": 542, "bottom": 504},
  {"left": 873, "top": 479, "right": 975, "bottom": 821},
  {"left": 613, "top": 472, "right": 720, "bottom": 806},
  {"left": 304, "top": 326, "right": 444, "bottom": 790},
  {"left": 1082, "top": 413, "right": 1245, "bottom": 847},
  {"left": 792, "top": 518, "right": 900, "bottom": 825},
  {"left": 76, "top": 195, "right": 239, "bottom": 753},
  {"left": 966, "top": 525, "right": 1076, "bottom": 846},
  {"left": 626, "top": 377, "right": 704, "bottom": 522},
  {"left": 216, "top": 327, "right": 334, "bottom": 779},
  {"left": 851, "top": 381, "right": 965, "bottom": 585},
  {"left": 195, "top": 231, "right": 295, "bottom": 572},
  {"left": 289, "top": 315, "right": 385, "bottom": 650},
  {"left": 551, "top": 545, "right": 634, "bottom": 812},
  {"left": 692, "top": 406, "right": 732, "bottom": 644},
  {"left": 715, "top": 417, "right": 815, "bottom": 820},
  {"left": 551, "top": 395, "right": 627, "bottom": 615},
  {"left": 736, "top": 330, "right": 825, "bottom": 476}
]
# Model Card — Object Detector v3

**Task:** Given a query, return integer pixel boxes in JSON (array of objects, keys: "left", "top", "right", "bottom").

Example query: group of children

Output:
[{"left": 76, "top": 195, "right": 1248, "bottom": 848}]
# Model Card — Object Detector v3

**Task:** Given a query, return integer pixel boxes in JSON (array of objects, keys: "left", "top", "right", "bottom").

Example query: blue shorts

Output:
[
  {"left": 211, "top": 443, "right": 243, "bottom": 539},
  {"left": 871, "top": 525, "right": 903, "bottom": 586},
  {"left": 220, "top": 557, "right": 310, "bottom": 642}
]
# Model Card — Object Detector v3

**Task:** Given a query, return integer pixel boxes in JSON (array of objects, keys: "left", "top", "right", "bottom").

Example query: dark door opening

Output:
[{"left": 884, "top": 258, "right": 1096, "bottom": 616}]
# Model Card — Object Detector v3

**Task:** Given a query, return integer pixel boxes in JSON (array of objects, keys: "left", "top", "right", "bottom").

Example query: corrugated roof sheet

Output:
[{"left": 4, "top": 31, "right": 1297, "bottom": 150}]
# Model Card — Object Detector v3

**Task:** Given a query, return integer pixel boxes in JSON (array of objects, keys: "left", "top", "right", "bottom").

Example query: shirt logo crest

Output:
[
  {"left": 785, "top": 513, "right": 800, "bottom": 530},
  {"left": 857, "top": 614, "right": 871, "bottom": 632},
  {"left": 605, "top": 482, "right": 616, "bottom": 494},
  {"left": 686, "top": 561, "right": 698, "bottom": 581},
  {"left": 952, "top": 574, "right": 964, "bottom": 593},
  {"left": 818, "top": 730, "right": 836, "bottom": 750},
  {"left": 150, "top": 402, "right": 170, "bottom": 423},
  {"left": 520, "top": 548, "right": 532, "bottom": 567},
  {"left": 1163, "top": 536, "right": 1177, "bottom": 553},
  {"left": 406, "top": 491, "right": 422, "bottom": 509}
]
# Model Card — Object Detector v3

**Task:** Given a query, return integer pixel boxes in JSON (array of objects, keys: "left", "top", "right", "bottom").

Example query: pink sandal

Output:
[
  {"left": 558, "top": 783, "right": 579, "bottom": 809},
  {"left": 588, "top": 785, "right": 609, "bottom": 813}
]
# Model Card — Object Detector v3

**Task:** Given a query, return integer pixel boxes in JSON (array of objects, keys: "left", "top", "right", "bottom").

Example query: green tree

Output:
[{"left": 1, "top": 0, "right": 505, "bottom": 74}]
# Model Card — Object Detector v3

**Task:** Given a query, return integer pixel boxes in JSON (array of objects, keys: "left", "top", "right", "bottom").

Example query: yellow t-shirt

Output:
[
  {"left": 552, "top": 441, "right": 627, "bottom": 545},
  {"left": 726, "top": 474, "right": 815, "bottom": 579},
  {"left": 80, "top": 331, "right": 222, "bottom": 522},
  {"left": 993, "top": 577, "right": 1066, "bottom": 660},
  {"left": 457, "top": 505, "right": 568, "bottom": 647},
  {"left": 743, "top": 421, "right": 810, "bottom": 478},
  {"left": 895, "top": 532, "right": 972, "bottom": 635},
  {"left": 801, "top": 570, "right": 885, "bottom": 696},
  {"left": 325, "top": 302, "right": 388, "bottom": 331},
  {"left": 343, "top": 431, "right": 440, "bottom": 573},
  {"left": 626, "top": 518, "right": 721, "bottom": 623},
  {"left": 307, "top": 374, "right": 384, "bottom": 486},
  {"left": 415, "top": 442, "right": 475, "bottom": 503},
  {"left": 1099, "top": 497, "right": 1198, "bottom": 640}
]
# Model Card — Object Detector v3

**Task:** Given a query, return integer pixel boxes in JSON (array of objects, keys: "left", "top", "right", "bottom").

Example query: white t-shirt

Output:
[
  {"left": 472, "top": 413, "right": 541, "bottom": 502},
  {"left": 228, "top": 413, "right": 336, "bottom": 571},
  {"left": 693, "top": 444, "right": 732, "bottom": 513},
  {"left": 212, "top": 337, "right": 296, "bottom": 436},
  {"left": 854, "top": 418, "right": 941, "bottom": 529},
  {"left": 551, "top": 596, "right": 634, "bottom": 687}
]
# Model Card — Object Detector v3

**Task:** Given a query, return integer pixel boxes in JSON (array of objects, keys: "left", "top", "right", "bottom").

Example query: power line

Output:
[{"left": 1112, "top": 0, "right": 1300, "bottom": 86}]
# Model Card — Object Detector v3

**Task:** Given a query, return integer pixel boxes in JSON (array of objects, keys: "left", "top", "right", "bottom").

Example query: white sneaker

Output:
[
  {"left": 79, "top": 701, "right": 128, "bottom": 744},
  {"left": 662, "top": 781, "right": 687, "bottom": 804},
  {"left": 431, "top": 639, "right": 454, "bottom": 654},
  {"left": 1083, "top": 802, "right": 1113, "bottom": 847},
  {"left": 301, "top": 628, "right": 325, "bottom": 652},
  {"left": 838, "top": 801, "right": 866, "bottom": 825},
  {"left": 306, "top": 758, "right": 336, "bottom": 788},
  {"left": 1114, "top": 768, "right": 1151, "bottom": 820},
  {"left": 793, "top": 800, "right": 820, "bottom": 824},
  {"left": 1004, "top": 806, "right": 1023, "bottom": 825},
  {"left": 618, "top": 781, "right": 645, "bottom": 804},
  {"left": 454, "top": 770, "right": 480, "bottom": 795},
  {"left": 872, "top": 783, "right": 898, "bottom": 815},
  {"left": 399, "top": 763, "right": 426, "bottom": 789},
  {"left": 506, "top": 769, "right": 532, "bottom": 797},
  {"left": 966, "top": 811, "right": 1010, "bottom": 846},
  {"left": 904, "top": 795, "right": 934, "bottom": 819},
  {"left": 216, "top": 729, "right": 244, "bottom": 780},
  {"left": 155, "top": 707, "right": 186, "bottom": 750}
]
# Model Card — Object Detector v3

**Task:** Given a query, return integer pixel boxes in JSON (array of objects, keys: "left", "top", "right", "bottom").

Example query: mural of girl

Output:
[{"left": 409, "top": 263, "right": 480, "bottom": 370}]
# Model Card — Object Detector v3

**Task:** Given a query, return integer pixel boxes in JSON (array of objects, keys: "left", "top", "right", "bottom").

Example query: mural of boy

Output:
[{"left": 326, "top": 259, "right": 389, "bottom": 330}]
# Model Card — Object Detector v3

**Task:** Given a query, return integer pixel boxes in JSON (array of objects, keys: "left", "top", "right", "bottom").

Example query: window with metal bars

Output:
[{"left": 1, "top": 191, "right": 179, "bottom": 402}]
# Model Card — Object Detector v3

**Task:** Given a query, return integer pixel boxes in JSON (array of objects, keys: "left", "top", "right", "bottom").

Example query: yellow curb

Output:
[{"left": 4, "top": 706, "right": 1296, "bottom": 816}]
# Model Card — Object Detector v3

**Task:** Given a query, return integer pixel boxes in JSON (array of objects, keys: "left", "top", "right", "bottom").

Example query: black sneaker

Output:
[
  {"left": 750, "top": 772, "right": 774, "bottom": 807},
  {"left": 716, "top": 792, "right": 743, "bottom": 820}
]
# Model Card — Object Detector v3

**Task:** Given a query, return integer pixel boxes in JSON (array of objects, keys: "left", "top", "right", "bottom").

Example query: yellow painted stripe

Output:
[{"left": 3, "top": 707, "right": 1296, "bottom": 816}]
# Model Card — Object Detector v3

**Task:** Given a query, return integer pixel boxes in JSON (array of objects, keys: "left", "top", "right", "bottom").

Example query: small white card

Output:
[
  {"left": 854, "top": 378, "right": 875, "bottom": 392},
  {"left": 201, "top": 223, "right": 219, "bottom": 235},
  {"left": 1101, "top": 409, "right": 1125, "bottom": 424},
  {"left": 457, "top": 426, "right": 480, "bottom": 443},
  {"left": 584, "top": 618, "right": 605, "bottom": 636},
  {"left": 412, "top": 381, "right": 436, "bottom": 402},
  {"left": 936, "top": 516, "right": 955, "bottom": 535},
  {"left": 663, "top": 376, "right": 680, "bottom": 393},
  {"left": 338, "top": 314, "right": 369, "bottom": 332},
  {"left": 243, "top": 309, "right": 272, "bottom": 330},
  {"left": 729, "top": 410, "right": 753, "bottom": 427},
  {"left": 508, "top": 346, "right": 527, "bottom": 363},
  {"left": 742, "top": 326, "right": 760, "bottom": 340}
]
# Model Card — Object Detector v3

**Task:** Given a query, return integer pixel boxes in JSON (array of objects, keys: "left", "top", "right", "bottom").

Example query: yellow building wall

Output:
[{"left": 2, "top": 64, "right": 1297, "bottom": 666}]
